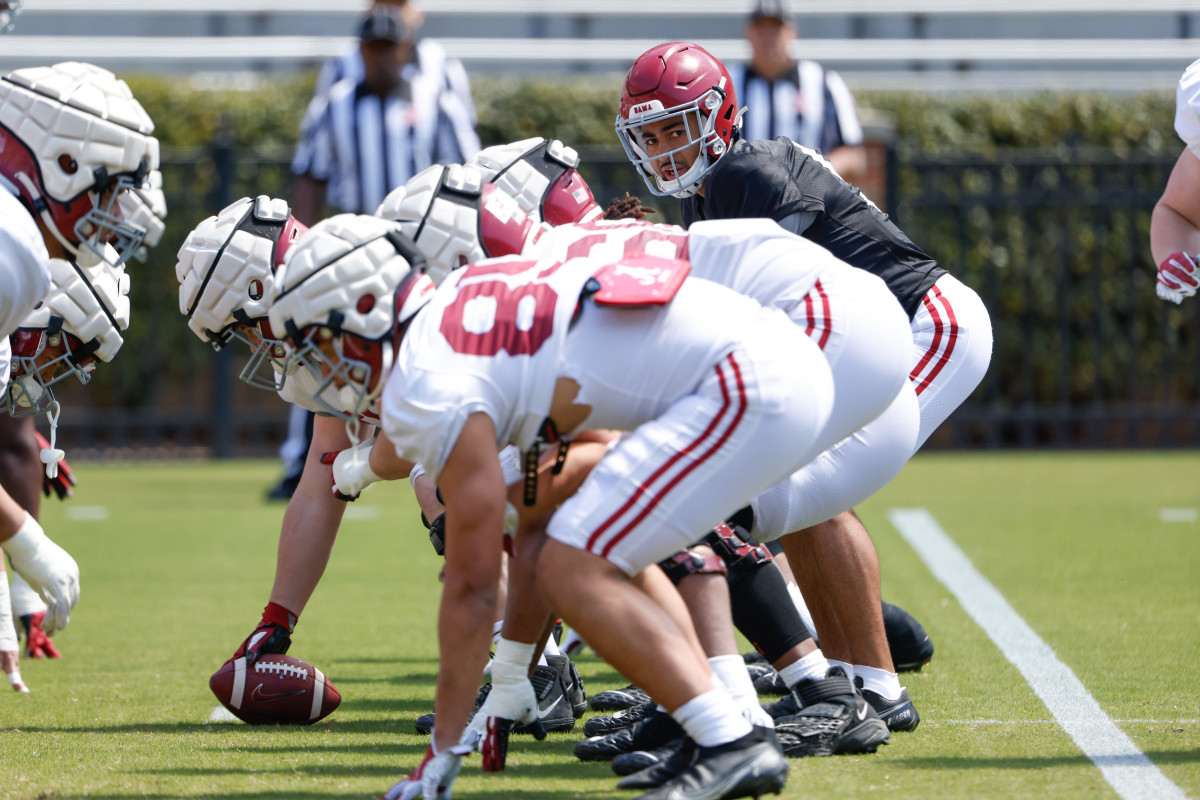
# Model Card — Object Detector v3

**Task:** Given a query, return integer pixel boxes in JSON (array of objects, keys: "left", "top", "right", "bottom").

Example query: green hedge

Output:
[{"left": 80, "top": 74, "right": 1190, "bottom": 420}]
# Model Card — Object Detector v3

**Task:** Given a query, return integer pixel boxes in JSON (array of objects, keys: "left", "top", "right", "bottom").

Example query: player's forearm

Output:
[{"left": 368, "top": 433, "right": 413, "bottom": 482}]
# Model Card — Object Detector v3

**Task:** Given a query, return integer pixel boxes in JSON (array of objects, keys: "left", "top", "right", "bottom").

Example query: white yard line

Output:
[
  {"left": 889, "top": 508, "right": 1188, "bottom": 800},
  {"left": 66, "top": 505, "right": 109, "bottom": 521},
  {"left": 1159, "top": 508, "right": 1198, "bottom": 523}
]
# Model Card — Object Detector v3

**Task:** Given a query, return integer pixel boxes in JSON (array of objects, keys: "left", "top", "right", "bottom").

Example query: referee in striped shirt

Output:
[
  {"left": 290, "top": 6, "right": 477, "bottom": 224},
  {"left": 729, "top": 0, "right": 867, "bottom": 186}
]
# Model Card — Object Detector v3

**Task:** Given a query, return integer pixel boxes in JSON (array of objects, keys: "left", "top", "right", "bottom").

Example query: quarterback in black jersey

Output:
[{"left": 617, "top": 41, "right": 992, "bottom": 723}]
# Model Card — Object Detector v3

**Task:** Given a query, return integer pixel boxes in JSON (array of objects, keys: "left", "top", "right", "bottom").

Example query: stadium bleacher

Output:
[{"left": 3, "top": 0, "right": 1198, "bottom": 91}]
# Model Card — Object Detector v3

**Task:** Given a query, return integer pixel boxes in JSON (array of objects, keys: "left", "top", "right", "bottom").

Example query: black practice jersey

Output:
[{"left": 681, "top": 137, "right": 945, "bottom": 319}]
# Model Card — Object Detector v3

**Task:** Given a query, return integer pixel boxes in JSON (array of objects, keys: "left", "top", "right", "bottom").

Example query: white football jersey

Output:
[
  {"left": 0, "top": 190, "right": 51, "bottom": 389},
  {"left": 531, "top": 217, "right": 843, "bottom": 314},
  {"left": 1176, "top": 58, "right": 1200, "bottom": 158},
  {"left": 381, "top": 253, "right": 770, "bottom": 480}
]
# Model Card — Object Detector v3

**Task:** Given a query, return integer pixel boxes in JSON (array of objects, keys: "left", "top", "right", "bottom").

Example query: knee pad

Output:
[
  {"left": 703, "top": 522, "right": 773, "bottom": 584},
  {"left": 658, "top": 547, "right": 727, "bottom": 585}
]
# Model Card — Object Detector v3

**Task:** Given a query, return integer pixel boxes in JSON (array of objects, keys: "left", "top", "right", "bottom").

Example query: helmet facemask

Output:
[
  {"left": 286, "top": 326, "right": 392, "bottom": 420},
  {"left": 4, "top": 324, "right": 97, "bottom": 417},
  {"left": 617, "top": 87, "right": 728, "bottom": 199},
  {"left": 225, "top": 317, "right": 293, "bottom": 392}
]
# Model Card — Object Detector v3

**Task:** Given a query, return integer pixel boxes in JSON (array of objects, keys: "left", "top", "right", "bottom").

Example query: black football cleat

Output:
[
  {"left": 616, "top": 736, "right": 697, "bottom": 789},
  {"left": 882, "top": 601, "right": 935, "bottom": 672},
  {"left": 574, "top": 709, "right": 682, "bottom": 761},
  {"left": 630, "top": 726, "right": 787, "bottom": 800},
  {"left": 590, "top": 683, "right": 652, "bottom": 712},
  {"left": 514, "top": 664, "right": 575, "bottom": 734},
  {"left": 773, "top": 671, "right": 890, "bottom": 757},
  {"left": 760, "top": 691, "right": 801, "bottom": 721},
  {"left": 545, "top": 653, "right": 588, "bottom": 719},
  {"left": 415, "top": 683, "right": 493, "bottom": 735},
  {"left": 583, "top": 698, "right": 657, "bottom": 737},
  {"left": 857, "top": 681, "right": 921, "bottom": 732},
  {"left": 613, "top": 734, "right": 691, "bottom": 779},
  {"left": 748, "top": 663, "right": 789, "bottom": 696}
]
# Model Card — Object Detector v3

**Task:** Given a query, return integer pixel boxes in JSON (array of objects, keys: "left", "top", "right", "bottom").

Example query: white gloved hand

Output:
[
  {"left": 475, "top": 638, "right": 543, "bottom": 771},
  {"left": 1156, "top": 251, "right": 1199, "bottom": 304},
  {"left": 319, "top": 438, "right": 381, "bottom": 501},
  {"left": 382, "top": 736, "right": 473, "bottom": 800},
  {"left": 1, "top": 516, "right": 79, "bottom": 636}
]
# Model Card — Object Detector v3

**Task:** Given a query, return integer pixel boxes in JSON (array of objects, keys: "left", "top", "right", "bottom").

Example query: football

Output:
[{"left": 209, "top": 655, "right": 341, "bottom": 725}]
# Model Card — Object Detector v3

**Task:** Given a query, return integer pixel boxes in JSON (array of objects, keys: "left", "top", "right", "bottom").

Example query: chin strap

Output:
[
  {"left": 14, "top": 172, "right": 82, "bottom": 265},
  {"left": 39, "top": 401, "right": 65, "bottom": 480}
]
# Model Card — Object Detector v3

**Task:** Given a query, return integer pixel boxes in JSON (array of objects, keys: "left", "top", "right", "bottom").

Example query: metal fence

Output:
[{"left": 46, "top": 141, "right": 1199, "bottom": 458}]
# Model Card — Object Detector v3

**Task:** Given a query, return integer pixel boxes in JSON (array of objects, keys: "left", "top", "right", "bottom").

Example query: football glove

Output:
[
  {"left": 1, "top": 520, "right": 79, "bottom": 636},
  {"left": 320, "top": 439, "right": 381, "bottom": 502},
  {"left": 230, "top": 620, "right": 292, "bottom": 666},
  {"left": 473, "top": 639, "right": 545, "bottom": 772},
  {"left": 35, "top": 432, "right": 76, "bottom": 500},
  {"left": 20, "top": 611, "right": 61, "bottom": 659},
  {"left": 383, "top": 734, "right": 474, "bottom": 800},
  {"left": 1156, "top": 251, "right": 1199, "bottom": 304}
]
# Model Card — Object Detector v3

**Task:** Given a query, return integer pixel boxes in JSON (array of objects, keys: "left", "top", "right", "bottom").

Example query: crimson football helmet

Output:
[
  {"left": 376, "top": 163, "right": 542, "bottom": 285},
  {"left": 0, "top": 62, "right": 158, "bottom": 269},
  {"left": 616, "top": 42, "right": 741, "bottom": 198},
  {"left": 465, "top": 137, "right": 602, "bottom": 226}
]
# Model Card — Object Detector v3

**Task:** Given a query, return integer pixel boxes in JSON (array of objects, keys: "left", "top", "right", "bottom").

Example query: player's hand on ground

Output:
[
  {"left": 1156, "top": 251, "right": 1199, "bottom": 304},
  {"left": 383, "top": 737, "right": 473, "bottom": 800},
  {"left": 3, "top": 529, "right": 79, "bottom": 636},
  {"left": 0, "top": 651, "right": 29, "bottom": 692},
  {"left": 230, "top": 620, "right": 291, "bottom": 666},
  {"left": 21, "top": 611, "right": 61, "bottom": 659},
  {"left": 320, "top": 439, "right": 380, "bottom": 501},
  {"left": 476, "top": 674, "right": 544, "bottom": 771}
]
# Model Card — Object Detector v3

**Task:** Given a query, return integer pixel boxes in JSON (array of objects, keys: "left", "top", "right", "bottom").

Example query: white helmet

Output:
[
  {"left": 465, "top": 137, "right": 602, "bottom": 226},
  {"left": 4, "top": 249, "right": 131, "bottom": 416},
  {"left": 269, "top": 213, "right": 434, "bottom": 419},
  {"left": 1, "top": 1, "right": 22, "bottom": 34},
  {"left": 176, "top": 195, "right": 308, "bottom": 390},
  {"left": 0, "top": 62, "right": 159, "bottom": 269},
  {"left": 376, "top": 163, "right": 541, "bottom": 285},
  {"left": 119, "top": 168, "right": 168, "bottom": 260}
]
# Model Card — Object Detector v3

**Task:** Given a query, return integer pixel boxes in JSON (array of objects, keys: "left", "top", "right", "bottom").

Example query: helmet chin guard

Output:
[{"left": 269, "top": 214, "right": 427, "bottom": 420}]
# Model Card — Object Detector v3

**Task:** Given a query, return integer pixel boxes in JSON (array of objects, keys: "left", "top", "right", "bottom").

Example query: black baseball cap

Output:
[
  {"left": 748, "top": 0, "right": 794, "bottom": 25},
  {"left": 359, "top": 7, "right": 412, "bottom": 44}
]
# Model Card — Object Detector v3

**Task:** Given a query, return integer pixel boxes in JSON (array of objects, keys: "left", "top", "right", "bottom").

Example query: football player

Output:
[
  {"left": 176, "top": 195, "right": 367, "bottom": 668},
  {"left": 0, "top": 61, "right": 156, "bottom": 688},
  {"left": 270, "top": 215, "right": 848, "bottom": 800},
  {"left": 615, "top": 42, "right": 993, "bottom": 719},
  {"left": 1151, "top": 57, "right": 1200, "bottom": 304}
]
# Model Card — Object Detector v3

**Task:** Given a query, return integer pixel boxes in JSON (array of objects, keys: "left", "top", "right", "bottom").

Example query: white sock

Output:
[
  {"left": 8, "top": 570, "right": 47, "bottom": 619},
  {"left": 540, "top": 628, "right": 562, "bottom": 665},
  {"left": 786, "top": 581, "right": 818, "bottom": 644},
  {"left": 671, "top": 688, "right": 752, "bottom": 748},
  {"left": 827, "top": 659, "right": 855, "bottom": 682},
  {"left": 561, "top": 627, "right": 586, "bottom": 655},
  {"left": 709, "top": 654, "right": 773, "bottom": 727},
  {"left": 778, "top": 649, "right": 830, "bottom": 689},
  {"left": 856, "top": 665, "right": 902, "bottom": 701},
  {"left": 0, "top": 574, "right": 17, "bottom": 651}
]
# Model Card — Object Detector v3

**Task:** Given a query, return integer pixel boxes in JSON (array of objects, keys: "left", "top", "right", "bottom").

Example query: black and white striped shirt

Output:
[
  {"left": 292, "top": 41, "right": 480, "bottom": 214},
  {"left": 728, "top": 60, "right": 863, "bottom": 156}
]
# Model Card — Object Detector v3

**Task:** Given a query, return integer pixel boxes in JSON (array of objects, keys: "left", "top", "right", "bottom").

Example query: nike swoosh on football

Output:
[{"left": 251, "top": 684, "right": 308, "bottom": 703}]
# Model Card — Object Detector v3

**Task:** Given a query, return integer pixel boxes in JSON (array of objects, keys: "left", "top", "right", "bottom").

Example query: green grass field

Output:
[{"left": 1, "top": 451, "right": 1197, "bottom": 800}]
